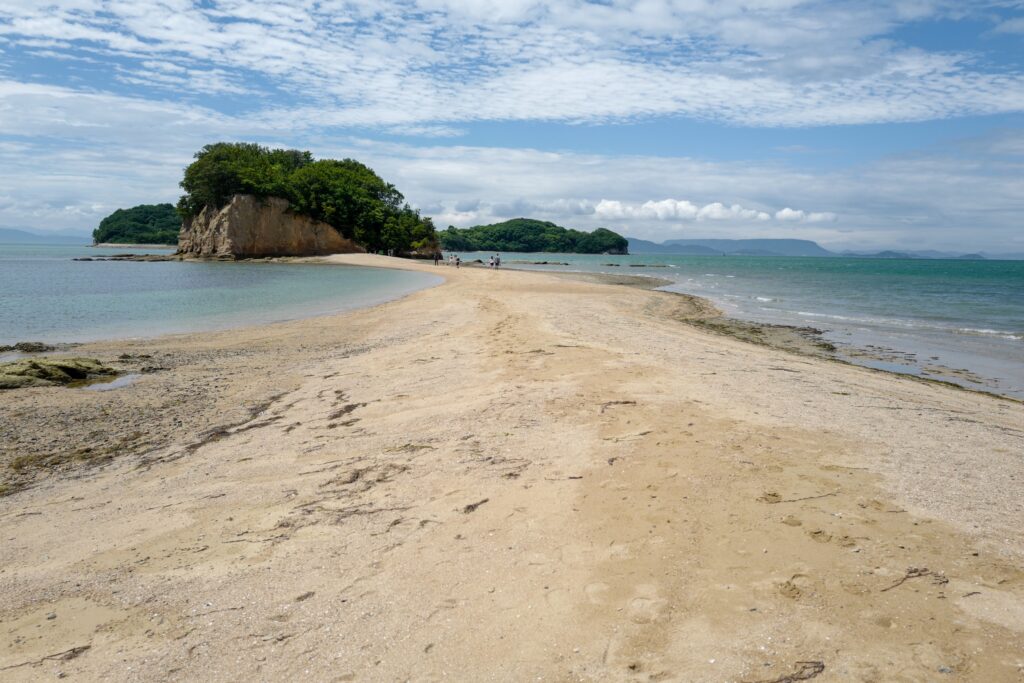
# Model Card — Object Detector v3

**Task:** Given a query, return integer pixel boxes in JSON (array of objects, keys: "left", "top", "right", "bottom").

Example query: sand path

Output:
[{"left": 1, "top": 255, "right": 1022, "bottom": 681}]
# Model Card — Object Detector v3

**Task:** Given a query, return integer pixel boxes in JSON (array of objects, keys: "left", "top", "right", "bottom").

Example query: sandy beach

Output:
[{"left": 1, "top": 254, "right": 1022, "bottom": 681}]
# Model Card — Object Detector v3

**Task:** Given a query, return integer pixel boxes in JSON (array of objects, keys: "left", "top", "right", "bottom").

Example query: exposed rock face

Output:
[{"left": 177, "top": 194, "right": 364, "bottom": 258}]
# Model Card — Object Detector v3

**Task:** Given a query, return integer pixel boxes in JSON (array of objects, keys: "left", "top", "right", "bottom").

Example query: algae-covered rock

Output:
[
  {"left": 0, "top": 358, "right": 117, "bottom": 390},
  {"left": 0, "top": 341, "right": 55, "bottom": 353}
]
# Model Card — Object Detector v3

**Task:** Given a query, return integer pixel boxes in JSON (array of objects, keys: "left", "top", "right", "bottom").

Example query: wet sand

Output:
[{"left": 1, "top": 254, "right": 1022, "bottom": 681}]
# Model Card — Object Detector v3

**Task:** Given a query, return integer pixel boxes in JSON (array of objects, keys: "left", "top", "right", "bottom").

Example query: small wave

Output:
[
  {"left": 755, "top": 296, "right": 776, "bottom": 302},
  {"left": 954, "top": 327, "right": 1024, "bottom": 341},
  {"left": 796, "top": 311, "right": 860, "bottom": 322},
  {"left": 795, "top": 312, "right": 1023, "bottom": 340}
]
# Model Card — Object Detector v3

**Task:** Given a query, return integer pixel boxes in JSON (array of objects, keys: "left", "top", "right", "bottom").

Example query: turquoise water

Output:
[
  {"left": 457, "top": 251, "right": 1024, "bottom": 397},
  {"left": 0, "top": 244, "right": 441, "bottom": 345}
]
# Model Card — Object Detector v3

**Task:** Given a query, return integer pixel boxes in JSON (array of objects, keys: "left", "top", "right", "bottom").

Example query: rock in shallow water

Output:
[
  {"left": 0, "top": 341, "right": 55, "bottom": 353},
  {"left": 0, "top": 358, "right": 117, "bottom": 390}
]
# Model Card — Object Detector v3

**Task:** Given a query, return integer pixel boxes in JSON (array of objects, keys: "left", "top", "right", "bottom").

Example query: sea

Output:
[
  {"left": 0, "top": 244, "right": 441, "bottom": 348},
  {"left": 457, "top": 251, "right": 1024, "bottom": 399},
  {"left": 3, "top": 243, "right": 1021, "bottom": 399}
]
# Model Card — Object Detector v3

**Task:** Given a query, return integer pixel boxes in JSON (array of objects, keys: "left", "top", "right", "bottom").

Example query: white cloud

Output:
[
  {"left": 993, "top": 17, "right": 1024, "bottom": 34},
  {"left": 596, "top": 199, "right": 808, "bottom": 223},
  {"left": 775, "top": 207, "right": 804, "bottom": 221},
  {"left": 774, "top": 208, "right": 837, "bottom": 223}
]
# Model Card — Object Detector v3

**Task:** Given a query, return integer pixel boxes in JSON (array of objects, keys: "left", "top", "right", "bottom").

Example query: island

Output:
[
  {"left": 92, "top": 203, "right": 180, "bottom": 245},
  {"left": 439, "top": 218, "right": 628, "bottom": 254},
  {"left": 176, "top": 143, "right": 438, "bottom": 258}
]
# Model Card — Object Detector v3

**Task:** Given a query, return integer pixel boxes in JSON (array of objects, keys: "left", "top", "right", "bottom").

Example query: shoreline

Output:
[
  {"left": 493, "top": 257, "right": 1023, "bottom": 400},
  {"left": 90, "top": 242, "right": 177, "bottom": 249},
  {"left": 2, "top": 254, "right": 1023, "bottom": 680}
]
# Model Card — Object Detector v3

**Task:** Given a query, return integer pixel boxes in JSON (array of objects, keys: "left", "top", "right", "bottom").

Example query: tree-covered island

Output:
[
  {"left": 439, "top": 218, "right": 628, "bottom": 254},
  {"left": 177, "top": 142, "right": 438, "bottom": 255},
  {"left": 92, "top": 203, "right": 180, "bottom": 244}
]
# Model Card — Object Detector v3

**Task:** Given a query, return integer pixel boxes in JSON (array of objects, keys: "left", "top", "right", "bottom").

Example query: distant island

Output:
[
  {"left": 93, "top": 204, "right": 180, "bottom": 245},
  {"left": 440, "top": 218, "right": 628, "bottom": 254},
  {"left": 0, "top": 228, "right": 89, "bottom": 245},
  {"left": 628, "top": 237, "right": 832, "bottom": 257},
  {"left": 629, "top": 237, "right": 992, "bottom": 260}
]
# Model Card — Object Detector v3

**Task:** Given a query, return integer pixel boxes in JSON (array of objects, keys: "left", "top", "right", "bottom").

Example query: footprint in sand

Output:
[
  {"left": 874, "top": 615, "right": 896, "bottom": 628},
  {"left": 585, "top": 582, "right": 610, "bottom": 605},
  {"left": 809, "top": 529, "right": 832, "bottom": 543},
  {"left": 779, "top": 574, "right": 813, "bottom": 599},
  {"left": 627, "top": 596, "right": 669, "bottom": 624},
  {"left": 626, "top": 585, "right": 669, "bottom": 624}
]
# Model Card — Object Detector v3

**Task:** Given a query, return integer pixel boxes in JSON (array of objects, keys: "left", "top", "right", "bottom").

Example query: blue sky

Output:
[{"left": 1, "top": 1, "right": 1023, "bottom": 251}]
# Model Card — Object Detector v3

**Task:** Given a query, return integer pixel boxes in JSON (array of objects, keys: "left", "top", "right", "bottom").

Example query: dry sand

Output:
[{"left": 1, "top": 254, "right": 1022, "bottom": 681}]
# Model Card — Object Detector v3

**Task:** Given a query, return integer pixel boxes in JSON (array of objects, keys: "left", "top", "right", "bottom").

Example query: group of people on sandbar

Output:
[{"left": 433, "top": 253, "right": 501, "bottom": 269}]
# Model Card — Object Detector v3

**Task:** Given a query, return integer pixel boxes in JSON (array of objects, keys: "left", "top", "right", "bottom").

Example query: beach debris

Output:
[
  {"left": 758, "top": 490, "right": 840, "bottom": 504},
  {"left": 746, "top": 661, "right": 825, "bottom": 683},
  {"left": 880, "top": 567, "right": 948, "bottom": 592},
  {"left": 462, "top": 498, "right": 489, "bottom": 513},
  {"left": 600, "top": 400, "right": 637, "bottom": 413}
]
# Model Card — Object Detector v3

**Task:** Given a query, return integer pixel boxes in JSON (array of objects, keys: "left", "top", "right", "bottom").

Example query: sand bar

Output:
[{"left": 1, "top": 254, "right": 1022, "bottom": 681}]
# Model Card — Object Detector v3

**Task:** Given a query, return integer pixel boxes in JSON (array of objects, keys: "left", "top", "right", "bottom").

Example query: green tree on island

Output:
[
  {"left": 439, "top": 218, "right": 628, "bottom": 254},
  {"left": 92, "top": 204, "right": 181, "bottom": 245},
  {"left": 177, "top": 142, "right": 438, "bottom": 255}
]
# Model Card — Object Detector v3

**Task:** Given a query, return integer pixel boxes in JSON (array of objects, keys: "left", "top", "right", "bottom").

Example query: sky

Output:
[{"left": 1, "top": 1, "right": 1023, "bottom": 252}]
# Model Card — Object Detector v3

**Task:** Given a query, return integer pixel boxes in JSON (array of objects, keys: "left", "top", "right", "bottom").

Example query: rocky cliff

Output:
[{"left": 177, "top": 194, "right": 364, "bottom": 258}]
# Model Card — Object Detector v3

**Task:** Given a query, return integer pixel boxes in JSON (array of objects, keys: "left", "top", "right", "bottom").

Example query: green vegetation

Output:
[
  {"left": 178, "top": 142, "right": 438, "bottom": 254},
  {"left": 92, "top": 203, "right": 180, "bottom": 244},
  {"left": 439, "top": 218, "right": 628, "bottom": 254}
]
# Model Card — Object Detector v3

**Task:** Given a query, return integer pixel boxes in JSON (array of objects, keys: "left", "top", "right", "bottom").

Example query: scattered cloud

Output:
[
  {"left": 0, "top": 1, "right": 1023, "bottom": 128},
  {"left": 993, "top": 17, "right": 1024, "bottom": 34}
]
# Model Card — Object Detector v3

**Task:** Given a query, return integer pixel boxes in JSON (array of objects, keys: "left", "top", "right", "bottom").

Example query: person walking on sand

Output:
[
  {"left": 488, "top": 255, "right": 494, "bottom": 268},
  {"left": 455, "top": 255, "right": 461, "bottom": 269},
  {"left": 495, "top": 253, "right": 501, "bottom": 268},
  {"left": 434, "top": 251, "right": 440, "bottom": 266}
]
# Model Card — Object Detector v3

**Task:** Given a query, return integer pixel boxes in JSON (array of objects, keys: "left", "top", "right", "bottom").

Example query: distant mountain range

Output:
[
  {"left": 629, "top": 238, "right": 832, "bottom": 257},
  {"left": 0, "top": 227, "right": 91, "bottom": 244},
  {"left": 627, "top": 237, "right": 1019, "bottom": 260}
]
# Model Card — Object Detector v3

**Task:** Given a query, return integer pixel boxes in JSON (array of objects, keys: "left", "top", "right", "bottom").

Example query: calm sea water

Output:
[
  {"left": 457, "top": 251, "right": 1024, "bottom": 398},
  {"left": 0, "top": 244, "right": 441, "bottom": 346}
]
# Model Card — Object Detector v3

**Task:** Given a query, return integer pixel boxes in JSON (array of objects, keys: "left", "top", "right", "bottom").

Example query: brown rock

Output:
[{"left": 177, "top": 194, "right": 365, "bottom": 258}]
